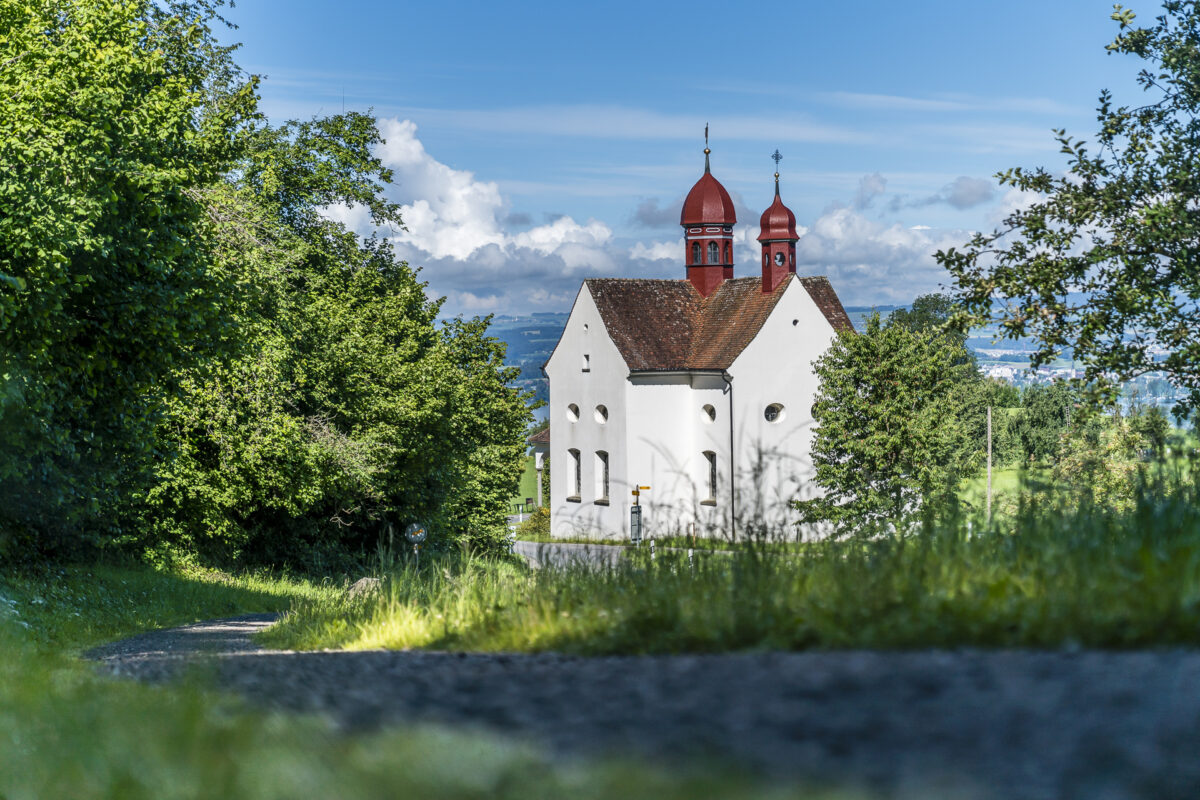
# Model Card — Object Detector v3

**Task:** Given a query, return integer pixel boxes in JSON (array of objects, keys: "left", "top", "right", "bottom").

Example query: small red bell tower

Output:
[
  {"left": 758, "top": 149, "right": 799, "bottom": 293},
  {"left": 680, "top": 131, "right": 737, "bottom": 297}
]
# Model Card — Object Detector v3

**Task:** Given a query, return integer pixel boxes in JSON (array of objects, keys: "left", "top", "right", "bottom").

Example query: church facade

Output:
[{"left": 542, "top": 147, "right": 853, "bottom": 541}]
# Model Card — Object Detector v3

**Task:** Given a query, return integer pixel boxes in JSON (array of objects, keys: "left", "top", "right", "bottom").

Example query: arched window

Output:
[
  {"left": 692, "top": 242, "right": 701, "bottom": 264},
  {"left": 703, "top": 451, "right": 717, "bottom": 503},
  {"left": 594, "top": 451, "right": 609, "bottom": 502},
  {"left": 708, "top": 241, "right": 719, "bottom": 264},
  {"left": 567, "top": 448, "right": 581, "bottom": 501}
]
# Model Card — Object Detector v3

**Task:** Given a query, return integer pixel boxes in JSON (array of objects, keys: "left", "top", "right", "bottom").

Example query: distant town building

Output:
[{"left": 543, "top": 146, "right": 852, "bottom": 540}]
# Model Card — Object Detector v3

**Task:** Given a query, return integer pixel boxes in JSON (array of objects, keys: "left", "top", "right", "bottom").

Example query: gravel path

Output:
[{"left": 86, "top": 615, "right": 1200, "bottom": 799}]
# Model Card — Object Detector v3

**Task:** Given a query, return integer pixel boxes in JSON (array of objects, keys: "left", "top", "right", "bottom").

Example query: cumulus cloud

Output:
[
  {"left": 942, "top": 176, "right": 996, "bottom": 209},
  {"left": 888, "top": 175, "right": 997, "bottom": 212},
  {"left": 853, "top": 172, "right": 888, "bottom": 209},
  {"left": 630, "top": 240, "right": 680, "bottom": 261},
  {"left": 327, "top": 118, "right": 662, "bottom": 315},
  {"left": 794, "top": 206, "right": 969, "bottom": 304}
]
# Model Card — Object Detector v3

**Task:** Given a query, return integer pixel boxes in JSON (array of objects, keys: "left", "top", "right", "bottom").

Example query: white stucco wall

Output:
[
  {"left": 624, "top": 372, "right": 729, "bottom": 539},
  {"left": 544, "top": 286, "right": 629, "bottom": 540},
  {"left": 727, "top": 279, "right": 839, "bottom": 539}
]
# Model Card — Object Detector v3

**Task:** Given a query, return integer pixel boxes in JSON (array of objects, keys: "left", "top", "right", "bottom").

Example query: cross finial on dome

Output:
[
  {"left": 704, "top": 123, "right": 711, "bottom": 172},
  {"left": 771, "top": 149, "right": 783, "bottom": 195}
]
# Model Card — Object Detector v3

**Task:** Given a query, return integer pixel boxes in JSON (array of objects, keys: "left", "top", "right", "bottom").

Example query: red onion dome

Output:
[
  {"left": 681, "top": 151, "right": 737, "bottom": 226},
  {"left": 757, "top": 176, "right": 798, "bottom": 241}
]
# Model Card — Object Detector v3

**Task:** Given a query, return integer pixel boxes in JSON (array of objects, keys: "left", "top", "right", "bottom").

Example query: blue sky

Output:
[{"left": 221, "top": 0, "right": 1148, "bottom": 315}]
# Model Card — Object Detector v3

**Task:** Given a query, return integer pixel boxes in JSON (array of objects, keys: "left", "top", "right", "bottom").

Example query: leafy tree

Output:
[
  {"left": 1012, "top": 382, "right": 1077, "bottom": 463},
  {"left": 796, "top": 315, "right": 981, "bottom": 535},
  {"left": 0, "top": 0, "right": 255, "bottom": 554},
  {"left": 887, "top": 293, "right": 967, "bottom": 344},
  {"left": 1130, "top": 404, "right": 1171, "bottom": 457},
  {"left": 144, "top": 114, "right": 530, "bottom": 567},
  {"left": 1052, "top": 414, "right": 1148, "bottom": 513},
  {"left": 937, "top": 2, "right": 1200, "bottom": 415}
]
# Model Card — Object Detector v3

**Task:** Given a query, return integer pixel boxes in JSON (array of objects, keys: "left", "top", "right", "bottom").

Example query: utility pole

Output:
[{"left": 986, "top": 405, "right": 993, "bottom": 525}]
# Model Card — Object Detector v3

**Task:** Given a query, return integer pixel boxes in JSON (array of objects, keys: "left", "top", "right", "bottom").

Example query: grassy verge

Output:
[
  {"left": 0, "top": 563, "right": 336, "bottom": 653},
  {"left": 267, "top": 490, "right": 1200, "bottom": 655},
  {"left": 0, "top": 563, "right": 835, "bottom": 800}
]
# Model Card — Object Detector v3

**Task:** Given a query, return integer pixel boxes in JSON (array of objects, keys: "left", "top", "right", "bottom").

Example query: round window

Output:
[
  {"left": 764, "top": 403, "right": 785, "bottom": 423},
  {"left": 566, "top": 403, "right": 580, "bottom": 422},
  {"left": 701, "top": 404, "right": 716, "bottom": 423},
  {"left": 594, "top": 404, "right": 608, "bottom": 424}
]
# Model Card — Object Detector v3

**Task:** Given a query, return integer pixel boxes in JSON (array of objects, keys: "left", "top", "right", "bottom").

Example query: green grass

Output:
[
  {"left": 267, "top": 486, "right": 1200, "bottom": 655},
  {"left": 0, "top": 562, "right": 847, "bottom": 799},
  {"left": 506, "top": 455, "right": 540, "bottom": 512},
  {"left": 0, "top": 563, "right": 336, "bottom": 653}
]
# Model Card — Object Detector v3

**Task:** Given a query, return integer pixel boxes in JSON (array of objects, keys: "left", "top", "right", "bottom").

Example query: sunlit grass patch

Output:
[
  {"left": 0, "top": 562, "right": 337, "bottom": 653},
  {"left": 269, "top": 488, "right": 1200, "bottom": 655}
]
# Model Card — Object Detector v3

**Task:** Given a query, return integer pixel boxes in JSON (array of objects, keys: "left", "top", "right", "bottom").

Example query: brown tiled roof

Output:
[
  {"left": 585, "top": 274, "right": 852, "bottom": 371},
  {"left": 527, "top": 427, "right": 550, "bottom": 445}
]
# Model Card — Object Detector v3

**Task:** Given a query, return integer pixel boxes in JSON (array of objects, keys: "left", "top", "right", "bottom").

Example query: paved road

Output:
[
  {"left": 87, "top": 614, "right": 1200, "bottom": 799},
  {"left": 512, "top": 539, "right": 628, "bottom": 568}
]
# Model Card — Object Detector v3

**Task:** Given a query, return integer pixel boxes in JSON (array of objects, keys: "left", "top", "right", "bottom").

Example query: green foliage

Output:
[
  {"left": 1052, "top": 413, "right": 1150, "bottom": 513},
  {"left": 0, "top": 0, "right": 256, "bottom": 552},
  {"left": 143, "top": 116, "right": 530, "bottom": 568},
  {"left": 270, "top": 473, "right": 1200, "bottom": 654},
  {"left": 795, "top": 313, "right": 981, "bottom": 535},
  {"left": 1131, "top": 403, "right": 1171, "bottom": 457},
  {"left": 0, "top": 563, "right": 331, "bottom": 652},
  {"left": 1011, "top": 381, "right": 1077, "bottom": 463},
  {"left": 0, "top": 1, "right": 531, "bottom": 567},
  {"left": 937, "top": 1, "right": 1200, "bottom": 415},
  {"left": 515, "top": 506, "right": 551, "bottom": 540}
]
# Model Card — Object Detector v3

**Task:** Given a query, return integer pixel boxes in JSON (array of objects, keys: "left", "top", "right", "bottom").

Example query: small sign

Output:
[
  {"left": 638, "top": 485, "right": 651, "bottom": 490},
  {"left": 404, "top": 522, "right": 427, "bottom": 545},
  {"left": 631, "top": 489, "right": 639, "bottom": 497}
]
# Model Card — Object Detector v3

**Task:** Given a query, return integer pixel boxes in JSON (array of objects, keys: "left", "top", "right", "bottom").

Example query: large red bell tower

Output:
[
  {"left": 680, "top": 133, "right": 737, "bottom": 297},
  {"left": 758, "top": 150, "right": 799, "bottom": 293}
]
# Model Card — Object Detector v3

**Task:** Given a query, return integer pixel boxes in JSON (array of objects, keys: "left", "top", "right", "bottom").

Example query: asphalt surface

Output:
[{"left": 84, "top": 609, "right": 1200, "bottom": 800}]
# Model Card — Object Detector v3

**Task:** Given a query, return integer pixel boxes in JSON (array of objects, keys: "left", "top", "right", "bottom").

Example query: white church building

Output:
[{"left": 543, "top": 147, "right": 853, "bottom": 541}]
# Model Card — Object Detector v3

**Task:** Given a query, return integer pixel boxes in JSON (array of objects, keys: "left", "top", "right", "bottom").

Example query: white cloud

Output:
[
  {"left": 795, "top": 206, "right": 970, "bottom": 304},
  {"left": 630, "top": 240, "right": 680, "bottom": 261},
  {"left": 987, "top": 187, "right": 1044, "bottom": 224},
  {"left": 375, "top": 118, "right": 506, "bottom": 259},
  {"left": 511, "top": 216, "right": 612, "bottom": 256}
]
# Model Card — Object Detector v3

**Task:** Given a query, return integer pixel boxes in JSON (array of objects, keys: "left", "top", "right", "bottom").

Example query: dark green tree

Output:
[
  {"left": 1130, "top": 404, "right": 1171, "bottom": 458},
  {"left": 795, "top": 315, "right": 981, "bottom": 536},
  {"left": 144, "top": 114, "right": 531, "bottom": 566},
  {"left": 0, "top": 0, "right": 256, "bottom": 554},
  {"left": 1012, "top": 382, "right": 1077, "bottom": 464},
  {"left": 937, "top": 2, "right": 1200, "bottom": 415}
]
